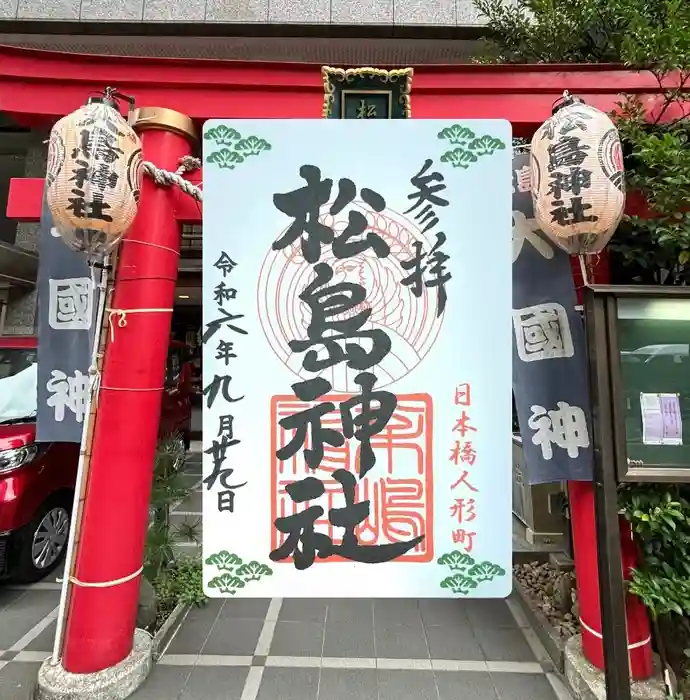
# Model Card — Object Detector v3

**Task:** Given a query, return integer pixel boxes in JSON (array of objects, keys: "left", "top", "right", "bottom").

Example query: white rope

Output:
[
  {"left": 106, "top": 307, "right": 174, "bottom": 342},
  {"left": 56, "top": 566, "right": 143, "bottom": 589},
  {"left": 143, "top": 155, "right": 203, "bottom": 202}
]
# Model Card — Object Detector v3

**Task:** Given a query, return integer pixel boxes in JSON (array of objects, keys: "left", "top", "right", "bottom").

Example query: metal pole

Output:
[
  {"left": 51, "top": 256, "right": 110, "bottom": 666},
  {"left": 584, "top": 290, "right": 632, "bottom": 700}
]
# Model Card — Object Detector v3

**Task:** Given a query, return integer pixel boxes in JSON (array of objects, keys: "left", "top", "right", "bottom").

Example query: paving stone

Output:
[
  {"left": 474, "top": 627, "right": 537, "bottom": 662},
  {"left": 436, "top": 670, "right": 499, "bottom": 700},
  {"left": 377, "top": 670, "right": 437, "bottom": 700},
  {"left": 492, "top": 672, "right": 560, "bottom": 700},
  {"left": 179, "top": 665, "right": 248, "bottom": 700},
  {"left": 424, "top": 623, "right": 484, "bottom": 661},
  {"left": 318, "top": 668, "right": 377, "bottom": 700},
  {"left": 322, "top": 620, "right": 375, "bottom": 658},
  {"left": 324, "top": 599, "right": 374, "bottom": 625},
  {"left": 280, "top": 599, "right": 327, "bottom": 623},
  {"left": 373, "top": 599, "right": 423, "bottom": 626},
  {"left": 129, "top": 665, "right": 190, "bottom": 699},
  {"left": 0, "top": 662, "right": 41, "bottom": 700},
  {"left": 269, "top": 621, "right": 324, "bottom": 657},
  {"left": 0, "top": 591, "right": 58, "bottom": 649},
  {"left": 165, "top": 600, "right": 223, "bottom": 655},
  {"left": 202, "top": 618, "right": 263, "bottom": 655},
  {"left": 465, "top": 600, "right": 517, "bottom": 629},
  {"left": 418, "top": 598, "right": 470, "bottom": 628},
  {"left": 257, "top": 667, "right": 319, "bottom": 700},
  {"left": 219, "top": 598, "right": 271, "bottom": 620},
  {"left": 374, "top": 622, "right": 429, "bottom": 659}
]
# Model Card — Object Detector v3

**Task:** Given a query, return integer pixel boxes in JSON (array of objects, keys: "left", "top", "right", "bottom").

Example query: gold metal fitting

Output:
[{"left": 132, "top": 107, "right": 198, "bottom": 143}]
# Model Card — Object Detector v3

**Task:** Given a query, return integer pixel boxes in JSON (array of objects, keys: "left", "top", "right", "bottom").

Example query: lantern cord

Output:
[
  {"left": 143, "top": 156, "right": 202, "bottom": 202},
  {"left": 106, "top": 307, "right": 174, "bottom": 342}
]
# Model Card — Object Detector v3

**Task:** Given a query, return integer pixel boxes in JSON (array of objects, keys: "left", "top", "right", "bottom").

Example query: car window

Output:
[
  {"left": 0, "top": 348, "right": 36, "bottom": 379},
  {"left": 0, "top": 348, "right": 38, "bottom": 422}
]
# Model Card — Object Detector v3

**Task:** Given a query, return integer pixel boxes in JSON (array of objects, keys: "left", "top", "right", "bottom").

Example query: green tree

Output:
[
  {"left": 473, "top": 0, "right": 690, "bottom": 67},
  {"left": 474, "top": 0, "right": 690, "bottom": 281}
]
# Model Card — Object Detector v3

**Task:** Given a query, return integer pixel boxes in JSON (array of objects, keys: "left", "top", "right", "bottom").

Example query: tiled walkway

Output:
[
  {"left": 128, "top": 595, "right": 572, "bottom": 700},
  {"left": 138, "top": 443, "right": 573, "bottom": 699}
]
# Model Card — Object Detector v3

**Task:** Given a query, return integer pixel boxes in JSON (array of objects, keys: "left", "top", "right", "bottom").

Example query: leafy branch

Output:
[{"left": 619, "top": 484, "right": 690, "bottom": 619}]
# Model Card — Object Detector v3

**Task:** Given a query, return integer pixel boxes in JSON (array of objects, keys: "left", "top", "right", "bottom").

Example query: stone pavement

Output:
[
  {"left": 128, "top": 595, "right": 573, "bottom": 700},
  {"left": 0, "top": 582, "right": 62, "bottom": 700}
]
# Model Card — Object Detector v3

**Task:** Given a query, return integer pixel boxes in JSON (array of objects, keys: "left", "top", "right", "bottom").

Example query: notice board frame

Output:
[{"left": 584, "top": 284, "right": 690, "bottom": 700}]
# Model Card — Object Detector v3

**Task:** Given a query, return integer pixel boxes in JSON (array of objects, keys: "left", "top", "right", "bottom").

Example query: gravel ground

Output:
[{"left": 514, "top": 561, "right": 580, "bottom": 639}]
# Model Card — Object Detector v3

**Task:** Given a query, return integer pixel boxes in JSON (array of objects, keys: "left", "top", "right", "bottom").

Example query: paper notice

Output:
[{"left": 640, "top": 392, "right": 683, "bottom": 446}]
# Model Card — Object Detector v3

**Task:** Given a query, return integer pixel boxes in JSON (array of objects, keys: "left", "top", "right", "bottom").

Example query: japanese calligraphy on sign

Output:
[
  {"left": 202, "top": 119, "right": 512, "bottom": 598},
  {"left": 511, "top": 153, "right": 594, "bottom": 484},
  {"left": 37, "top": 198, "right": 100, "bottom": 443}
]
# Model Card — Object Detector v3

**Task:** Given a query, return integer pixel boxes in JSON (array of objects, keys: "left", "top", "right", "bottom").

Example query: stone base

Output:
[
  {"left": 564, "top": 635, "right": 666, "bottom": 700},
  {"left": 34, "top": 629, "right": 153, "bottom": 700}
]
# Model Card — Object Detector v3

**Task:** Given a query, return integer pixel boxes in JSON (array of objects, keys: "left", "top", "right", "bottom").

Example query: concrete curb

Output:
[
  {"left": 34, "top": 629, "right": 153, "bottom": 700},
  {"left": 565, "top": 636, "right": 666, "bottom": 700},
  {"left": 512, "top": 574, "right": 567, "bottom": 673},
  {"left": 151, "top": 602, "right": 190, "bottom": 661}
]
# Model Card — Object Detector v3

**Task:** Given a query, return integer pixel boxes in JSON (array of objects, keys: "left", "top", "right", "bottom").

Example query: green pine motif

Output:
[
  {"left": 437, "top": 550, "right": 506, "bottom": 596},
  {"left": 204, "top": 125, "right": 272, "bottom": 170},
  {"left": 437, "top": 124, "right": 506, "bottom": 170},
  {"left": 205, "top": 550, "right": 274, "bottom": 595}
]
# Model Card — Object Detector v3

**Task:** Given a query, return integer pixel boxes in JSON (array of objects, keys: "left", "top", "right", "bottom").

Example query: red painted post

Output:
[
  {"left": 568, "top": 252, "right": 653, "bottom": 681},
  {"left": 569, "top": 482, "right": 653, "bottom": 679},
  {"left": 61, "top": 108, "right": 197, "bottom": 673}
]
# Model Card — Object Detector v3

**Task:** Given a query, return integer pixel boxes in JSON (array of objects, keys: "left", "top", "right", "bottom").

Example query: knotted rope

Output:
[{"left": 142, "top": 155, "right": 203, "bottom": 201}]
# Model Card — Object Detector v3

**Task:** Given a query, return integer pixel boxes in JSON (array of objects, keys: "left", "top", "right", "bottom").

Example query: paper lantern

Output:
[
  {"left": 46, "top": 97, "right": 143, "bottom": 260},
  {"left": 530, "top": 94, "right": 625, "bottom": 255}
]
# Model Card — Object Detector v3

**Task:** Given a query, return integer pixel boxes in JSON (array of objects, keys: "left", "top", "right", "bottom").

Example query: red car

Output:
[{"left": 0, "top": 336, "right": 192, "bottom": 583}]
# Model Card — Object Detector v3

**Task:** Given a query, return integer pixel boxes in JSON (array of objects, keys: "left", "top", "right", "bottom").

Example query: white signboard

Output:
[{"left": 202, "top": 119, "right": 513, "bottom": 598}]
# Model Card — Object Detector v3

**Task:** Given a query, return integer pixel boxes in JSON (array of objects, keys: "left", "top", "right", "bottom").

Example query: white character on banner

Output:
[
  {"left": 514, "top": 166, "right": 531, "bottom": 193},
  {"left": 512, "top": 302, "right": 575, "bottom": 362},
  {"left": 528, "top": 401, "right": 590, "bottom": 460},
  {"left": 48, "top": 277, "right": 94, "bottom": 331},
  {"left": 512, "top": 211, "right": 554, "bottom": 263},
  {"left": 46, "top": 369, "right": 90, "bottom": 422}
]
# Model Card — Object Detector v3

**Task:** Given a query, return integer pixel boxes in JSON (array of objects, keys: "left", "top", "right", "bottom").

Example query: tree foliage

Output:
[
  {"left": 473, "top": 0, "right": 690, "bottom": 68},
  {"left": 474, "top": 0, "right": 690, "bottom": 282}
]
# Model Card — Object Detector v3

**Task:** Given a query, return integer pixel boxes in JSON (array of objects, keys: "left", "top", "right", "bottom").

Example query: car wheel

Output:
[{"left": 12, "top": 495, "right": 72, "bottom": 584}]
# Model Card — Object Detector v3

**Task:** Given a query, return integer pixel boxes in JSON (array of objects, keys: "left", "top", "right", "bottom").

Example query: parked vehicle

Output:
[{"left": 0, "top": 336, "right": 192, "bottom": 583}]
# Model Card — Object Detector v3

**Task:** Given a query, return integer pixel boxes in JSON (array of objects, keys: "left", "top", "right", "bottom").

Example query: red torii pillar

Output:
[
  {"left": 4, "top": 107, "right": 197, "bottom": 672},
  {"left": 62, "top": 107, "right": 197, "bottom": 672},
  {"left": 570, "top": 254, "right": 653, "bottom": 680}
]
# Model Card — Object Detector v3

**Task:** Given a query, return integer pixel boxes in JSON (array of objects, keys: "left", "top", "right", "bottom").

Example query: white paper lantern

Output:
[
  {"left": 530, "top": 96, "right": 625, "bottom": 255},
  {"left": 46, "top": 97, "right": 143, "bottom": 260}
]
